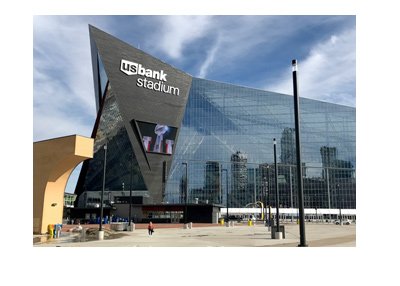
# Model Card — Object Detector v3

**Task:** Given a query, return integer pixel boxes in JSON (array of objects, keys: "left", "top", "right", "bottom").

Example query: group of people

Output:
[{"left": 74, "top": 220, "right": 155, "bottom": 236}]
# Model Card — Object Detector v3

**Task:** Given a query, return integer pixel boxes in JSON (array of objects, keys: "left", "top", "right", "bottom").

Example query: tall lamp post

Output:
[
  {"left": 99, "top": 144, "right": 107, "bottom": 240},
  {"left": 292, "top": 59, "right": 307, "bottom": 247},
  {"left": 337, "top": 184, "right": 342, "bottom": 225},
  {"left": 182, "top": 162, "right": 188, "bottom": 224},
  {"left": 219, "top": 163, "right": 222, "bottom": 205},
  {"left": 267, "top": 166, "right": 271, "bottom": 228},
  {"left": 129, "top": 152, "right": 133, "bottom": 227},
  {"left": 262, "top": 176, "right": 267, "bottom": 225},
  {"left": 222, "top": 168, "right": 228, "bottom": 221},
  {"left": 273, "top": 138, "right": 280, "bottom": 235}
]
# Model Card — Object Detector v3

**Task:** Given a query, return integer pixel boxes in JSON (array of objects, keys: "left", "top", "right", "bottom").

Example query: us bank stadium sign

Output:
[{"left": 120, "top": 59, "right": 180, "bottom": 96}]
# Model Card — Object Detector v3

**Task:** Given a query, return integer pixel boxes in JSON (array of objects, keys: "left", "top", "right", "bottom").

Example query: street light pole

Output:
[
  {"left": 326, "top": 168, "right": 331, "bottom": 221},
  {"left": 292, "top": 59, "right": 307, "bottom": 247},
  {"left": 182, "top": 162, "right": 188, "bottom": 224},
  {"left": 129, "top": 152, "right": 133, "bottom": 226},
  {"left": 337, "top": 184, "right": 342, "bottom": 224},
  {"left": 289, "top": 166, "right": 294, "bottom": 222},
  {"left": 219, "top": 163, "right": 222, "bottom": 205},
  {"left": 263, "top": 176, "right": 267, "bottom": 225},
  {"left": 99, "top": 144, "right": 107, "bottom": 232},
  {"left": 267, "top": 166, "right": 271, "bottom": 228},
  {"left": 273, "top": 138, "right": 280, "bottom": 233},
  {"left": 222, "top": 168, "right": 228, "bottom": 221}
]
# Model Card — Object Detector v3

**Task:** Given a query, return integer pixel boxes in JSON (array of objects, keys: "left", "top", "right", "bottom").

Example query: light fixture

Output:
[{"left": 292, "top": 59, "right": 298, "bottom": 72}]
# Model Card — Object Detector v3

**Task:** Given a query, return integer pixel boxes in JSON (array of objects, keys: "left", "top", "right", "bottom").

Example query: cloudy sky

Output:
[{"left": 33, "top": 15, "right": 356, "bottom": 192}]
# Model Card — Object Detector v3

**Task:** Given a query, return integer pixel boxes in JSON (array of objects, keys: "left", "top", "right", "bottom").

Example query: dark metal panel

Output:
[
  {"left": 89, "top": 26, "right": 101, "bottom": 112},
  {"left": 89, "top": 25, "right": 192, "bottom": 203}
]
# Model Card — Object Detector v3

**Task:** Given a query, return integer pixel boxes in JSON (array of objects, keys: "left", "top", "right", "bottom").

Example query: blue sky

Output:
[{"left": 33, "top": 15, "right": 356, "bottom": 193}]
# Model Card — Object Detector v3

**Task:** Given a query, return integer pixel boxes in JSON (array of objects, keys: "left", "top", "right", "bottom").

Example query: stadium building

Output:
[{"left": 74, "top": 26, "right": 356, "bottom": 223}]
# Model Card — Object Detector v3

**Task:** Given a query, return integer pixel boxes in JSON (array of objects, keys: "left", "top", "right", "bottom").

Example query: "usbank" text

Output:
[{"left": 120, "top": 59, "right": 179, "bottom": 96}]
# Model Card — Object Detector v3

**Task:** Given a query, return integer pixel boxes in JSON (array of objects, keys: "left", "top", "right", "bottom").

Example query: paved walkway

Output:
[{"left": 33, "top": 222, "right": 356, "bottom": 247}]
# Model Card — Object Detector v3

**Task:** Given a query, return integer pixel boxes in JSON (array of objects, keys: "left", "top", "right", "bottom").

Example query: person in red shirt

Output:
[{"left": 148, "top": 221, "right": 154, "bottom": 236}]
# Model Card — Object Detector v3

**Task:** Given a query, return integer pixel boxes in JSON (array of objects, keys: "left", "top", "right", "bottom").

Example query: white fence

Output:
[{"left": 220, "top": 208, "right": 356, "bottom": 215}]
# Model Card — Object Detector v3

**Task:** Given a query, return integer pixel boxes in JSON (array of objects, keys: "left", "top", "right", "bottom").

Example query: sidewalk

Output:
[{"left": 33, "top": 222, "right": 356, "bottom": 247}]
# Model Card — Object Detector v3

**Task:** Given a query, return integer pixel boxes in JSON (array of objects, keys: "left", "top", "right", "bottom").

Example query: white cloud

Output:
[
  {"left": 265, "top": 28, "right": 356, "bottom": 107},
  {"left": 156, "top": 16, "right": 213, "bottom": 59},
  {"left": 198, "top": 35, "right": 221, "bottom": 78},
  {"left": 191, "top": 16, "right": 276, "bottom": 78},
  {"left": 193, "top": 16, "right": 307, "bottom": 79},
  {"left": 33, "top": 16, "right": 114, "bottom": 141},
  {"left": 33, "top": 106, "right": 93, "bottom": 141}
]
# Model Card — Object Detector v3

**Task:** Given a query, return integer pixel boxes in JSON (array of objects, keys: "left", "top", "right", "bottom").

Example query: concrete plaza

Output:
[{"left": 33, "top": 222, "right": 356, "bottom": 247}]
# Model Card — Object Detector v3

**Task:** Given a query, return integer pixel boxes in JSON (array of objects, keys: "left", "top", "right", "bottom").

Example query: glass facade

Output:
[
  {"left": 164, "top": 78, "right": 356, "bottom": 209},
  {"left": 78, "top": 27, "right": 355, "bottom": 213},
  {"left": 77, "top": 83, "right": 148, "bottom": 202},
  {"left": 97, "top": 53, "right": 108, "bottom": 99}
]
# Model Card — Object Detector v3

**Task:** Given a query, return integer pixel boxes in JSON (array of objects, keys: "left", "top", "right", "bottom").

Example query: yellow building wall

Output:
[{"left": 33, "top": 135, "right": 93, "bottom": 234}]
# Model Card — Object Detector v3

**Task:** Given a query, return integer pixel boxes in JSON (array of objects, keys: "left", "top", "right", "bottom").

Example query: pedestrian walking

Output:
[{"left": 148, "top": 221, "right": 155, "bottom": 236}]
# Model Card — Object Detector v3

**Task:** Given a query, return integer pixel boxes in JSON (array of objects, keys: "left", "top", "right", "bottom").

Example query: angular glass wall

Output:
[
  {"left": 97, "top": 53, "right": 108, "bottom": 99},
  {"left": 78, "top": 83, "right": 147, "bottom": 195},
  {"left": 164, "top": 78, "right": 355, "bottom": 209}
]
